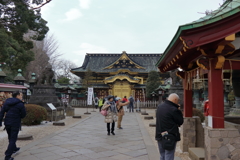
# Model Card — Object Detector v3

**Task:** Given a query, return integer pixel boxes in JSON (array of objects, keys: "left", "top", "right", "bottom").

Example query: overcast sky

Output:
[{"left": 41, "top": 0, "right": 224, "bottom": 67}]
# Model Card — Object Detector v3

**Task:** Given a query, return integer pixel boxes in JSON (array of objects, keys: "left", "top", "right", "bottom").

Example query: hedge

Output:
[{"left": 22, "top": 104, "right": 47, "bottom": 126}]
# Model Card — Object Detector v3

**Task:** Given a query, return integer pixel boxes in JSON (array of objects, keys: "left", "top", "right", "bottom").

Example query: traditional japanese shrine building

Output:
[
  {"left": 71, "top": 51, "right": 167, "bottom": 100},
  {"left": 157, "top": 0, "right": 240, "bottom": 159}
]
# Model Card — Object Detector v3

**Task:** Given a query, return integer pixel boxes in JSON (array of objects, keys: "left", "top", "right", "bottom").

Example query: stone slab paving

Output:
[{"left": 1, "top": 112, "right": 181, "bottom": 160}]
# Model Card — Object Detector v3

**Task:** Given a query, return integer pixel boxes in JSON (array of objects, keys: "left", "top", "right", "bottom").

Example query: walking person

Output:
[
  {"left": 98, "top": 96, "right": 104, "bottom": 112},
  {"left": 128, "top": 95, "right": 134, "bottom": 112},
  {"left": 122, "top": 96, "right": 128, "bottom": 112},
  {"left": 102, "top": 96, "right": 118, "bottom": 135},
  {"left": 116, "top": 97, "right": 130, "bottom": 129},
  {"left": 0, "top": 91, "right": 26, "bottom": 160},
  {"left": 155, "top": 93, "right": 183, "bottom": 160},
  {"left": 94, "top": 97, "right": 99, "bottom": 109}
]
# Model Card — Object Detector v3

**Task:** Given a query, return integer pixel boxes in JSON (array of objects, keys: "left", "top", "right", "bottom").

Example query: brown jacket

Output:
[{"left": 117, "top": 101, "right": 130, "bottom": 116}]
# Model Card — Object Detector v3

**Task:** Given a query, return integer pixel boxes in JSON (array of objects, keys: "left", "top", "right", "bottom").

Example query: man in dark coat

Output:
[
  {"left": 0, "top": 91, "right": 26, "bottom": 160},
  {"left": 155, "top": 93, "right": 183, "bottom": 160}
]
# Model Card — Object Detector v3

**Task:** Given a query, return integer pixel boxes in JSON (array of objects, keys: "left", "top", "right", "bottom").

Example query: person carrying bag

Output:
[
  {"left": 102, "top": 96, "right": 118, "bottom": 136},
  {"left": 155, "top": 93, "right": 183, "bottom": 160}
]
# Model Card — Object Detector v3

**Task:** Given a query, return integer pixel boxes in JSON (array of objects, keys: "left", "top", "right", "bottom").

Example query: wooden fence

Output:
[{"left": 70, "top": 99, "right": 160, "bottom": 108}]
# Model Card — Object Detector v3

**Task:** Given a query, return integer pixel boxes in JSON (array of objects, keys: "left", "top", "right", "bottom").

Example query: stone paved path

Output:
[{"left": 1, "top": 112, "right": 181, "bottom": 160}]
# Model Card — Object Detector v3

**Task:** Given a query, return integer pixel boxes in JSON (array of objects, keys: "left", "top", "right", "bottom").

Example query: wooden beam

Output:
[{"left": 223, "top": 60, "right": 240, "bottom": 70}]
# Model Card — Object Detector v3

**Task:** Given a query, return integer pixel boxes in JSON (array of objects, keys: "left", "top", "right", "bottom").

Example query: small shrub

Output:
[
  {"left": 193, "top": 108, "right": 205, "bottom": 123},
  {"left": 22, "top": 104, "right": 47, "bottom": 126}
]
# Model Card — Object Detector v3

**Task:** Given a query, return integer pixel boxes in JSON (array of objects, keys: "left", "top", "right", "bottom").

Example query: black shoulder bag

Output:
[
  {"left": 161, "top": 133, "right": 176, "bottom": 150},
  {"left": 159, "top": 120, "right": 176, "bottom": 150}
]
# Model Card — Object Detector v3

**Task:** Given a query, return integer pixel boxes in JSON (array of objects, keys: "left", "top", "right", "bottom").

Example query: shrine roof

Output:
[
  {"left": 156, "top": 0, "right": 240, "bottom": 72},
  {"left": 105, "top": 74, "right": 138, "bottom": 81},
  {"left": 71, "top": 53, "right": 161, "bottom": 73}
]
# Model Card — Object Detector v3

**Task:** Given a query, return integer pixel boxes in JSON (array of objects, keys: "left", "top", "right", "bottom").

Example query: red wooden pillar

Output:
[
  {"left": 208, "top": 60, "right": 224, "bottom": 128},
  {"left": 183, "top": 79, "right": 192, "bottom": 117}
]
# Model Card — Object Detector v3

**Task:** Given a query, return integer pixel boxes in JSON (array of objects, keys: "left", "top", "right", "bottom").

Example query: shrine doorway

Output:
[{"left": 113, "top": 81, "right": 131, "bottom": 99}]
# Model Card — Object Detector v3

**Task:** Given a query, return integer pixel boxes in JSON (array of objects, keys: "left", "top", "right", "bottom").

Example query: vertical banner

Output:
[{"left": 87, "top": 87, "right": 94, "bottom": 105}]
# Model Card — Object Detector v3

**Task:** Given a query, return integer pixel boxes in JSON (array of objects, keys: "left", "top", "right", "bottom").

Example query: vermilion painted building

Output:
[{"left": 156, "top": 1, "right": 240, "bottom": 159}]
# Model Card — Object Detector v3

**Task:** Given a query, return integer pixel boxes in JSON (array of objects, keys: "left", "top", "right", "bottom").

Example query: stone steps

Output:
[{"left": 189, "top": 148, "right": 205, "bottom": 160}]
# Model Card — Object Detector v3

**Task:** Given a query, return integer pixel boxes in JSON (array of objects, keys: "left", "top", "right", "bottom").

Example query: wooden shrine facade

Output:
[{"left": 71, "top": 51, "right": 168, "bottom": 101}]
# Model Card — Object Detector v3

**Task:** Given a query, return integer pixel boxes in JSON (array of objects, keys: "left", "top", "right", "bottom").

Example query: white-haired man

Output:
[{"left": 155, "top": 93, "right": 183, "bottom": 160}]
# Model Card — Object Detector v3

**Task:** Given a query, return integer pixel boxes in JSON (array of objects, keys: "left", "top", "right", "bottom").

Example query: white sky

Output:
[{"left": 41, "top": 0, "right": 224, "bottom": 67}]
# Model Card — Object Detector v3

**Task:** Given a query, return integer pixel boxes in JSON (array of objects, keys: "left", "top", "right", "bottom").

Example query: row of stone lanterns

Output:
[{"left": 192, "top": 78, "right": 232, "bottom": 115}]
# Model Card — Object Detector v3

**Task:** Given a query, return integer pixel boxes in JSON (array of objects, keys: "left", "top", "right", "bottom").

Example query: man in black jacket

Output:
[
  {"left": 155, "top": 93, "right": 183, "bottom": 160},
  {"left": 0, "top": 91, "right": 26, "bottom": 160}
]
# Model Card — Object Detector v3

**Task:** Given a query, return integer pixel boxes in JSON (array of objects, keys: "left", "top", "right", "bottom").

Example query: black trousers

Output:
[
  {"left": 107, "top": 122, "right": 115, "bottom": 132},
  {"left": 5, "top": 125, "right": 19, "bottom": 159}
]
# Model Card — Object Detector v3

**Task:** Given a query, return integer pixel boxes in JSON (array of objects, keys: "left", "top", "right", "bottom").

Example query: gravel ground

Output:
[
  {"left": 140, "top": 109, "right": 191, "bottom": 160},
  {"left": 0, "top": 108, "right": 88, "bottom": 157}
]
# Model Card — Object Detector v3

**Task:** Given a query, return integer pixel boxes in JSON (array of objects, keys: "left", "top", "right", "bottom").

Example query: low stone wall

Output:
[
  {"left": 225, "top": 121, "right": 240, "bottom": 135},
  {"left": 66, "top": 107, "right": 75, "bottom": 116},
  {"left": 204, "top": 127, "right": 240, "bottom": 160},
  {"left": 179, "top": 117, "right": 196, "bottom": 152},
  {"left": 193, "top": 116, "right": 204, "bottom": 148},
  {"left": 46, "top": 107, "right": 65, "bottom": 121},
  {"left": 225, "top": 116, "right": 240, "bottom": 124}
]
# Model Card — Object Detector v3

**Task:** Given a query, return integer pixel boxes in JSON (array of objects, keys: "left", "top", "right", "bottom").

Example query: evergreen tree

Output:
[
  {"left": 82, "top": 68, "right": 93, "bottom": 90},
  {"left": 0, "top": 0, "right": 49, "bottom": 73},
  {"left": 146, "top": 71, "right": 161, "bottom": 98},
  {"left": 57, "top": 76, "right": 70, "bottom": 84}
]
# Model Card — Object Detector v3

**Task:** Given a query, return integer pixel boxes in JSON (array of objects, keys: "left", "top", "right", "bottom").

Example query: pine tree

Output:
[
  {"left": 146, "top": 71, "right": 161, "bottom": 98},
  {"left": 82, "top": 68, "right": 93, "bottom": 90},
  {"left": 0, "top": 0, "right": 49, "bottom": 73}
]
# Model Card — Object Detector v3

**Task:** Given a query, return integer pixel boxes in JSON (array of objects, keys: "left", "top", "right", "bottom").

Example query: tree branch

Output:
[{"left": 31, "top": 0, "right": 52, "bottom": 10}]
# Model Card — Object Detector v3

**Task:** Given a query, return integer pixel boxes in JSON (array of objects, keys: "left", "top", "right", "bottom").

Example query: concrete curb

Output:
[
  {"left": 136, "top": 113, "right": 159, "bottom": 160},
  {"left": 0, "top": 113, "right": 96, "bottom": 160}
]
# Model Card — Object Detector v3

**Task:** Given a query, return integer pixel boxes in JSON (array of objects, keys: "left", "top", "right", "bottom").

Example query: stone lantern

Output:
[
  {"left": 14, "top": 69, "right": 26, "bottom": 85},
  {"left": 223, "top": 79, "right": 231, "bottom": 115},
  {"left": 193, "top": 78, "right": 203, "bottom": 110},
  {"left": 0, "top": 64, "right": 6, "bottom": 83},
  {"left": 29, "top": 73, "right": 36, "bottom": 92}
]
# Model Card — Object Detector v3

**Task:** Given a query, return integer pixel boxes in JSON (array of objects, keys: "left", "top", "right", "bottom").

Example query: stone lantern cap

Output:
[
  {"left": 0, "top": 64, "right": 6, "bottom": 77},
  {"left": 14, "top": 69, "right": 26, "bottom": 81},
  {"left": 29, "top": 73, "right": 36, "bottom": 83}
]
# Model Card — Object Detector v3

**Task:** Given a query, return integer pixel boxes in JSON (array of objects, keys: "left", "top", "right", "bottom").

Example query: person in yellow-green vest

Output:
[{"left": 98, "top": 96, "right": 105, "bottom": 112}]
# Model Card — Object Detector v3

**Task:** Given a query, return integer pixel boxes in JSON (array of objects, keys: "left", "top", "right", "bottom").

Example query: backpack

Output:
[{"left": 129, "top": 97, "right": 134, "bottom": 103}]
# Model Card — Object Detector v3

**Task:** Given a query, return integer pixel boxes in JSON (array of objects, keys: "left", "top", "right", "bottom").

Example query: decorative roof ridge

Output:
[
  {"left": 86, "top": 53, "right": 162, "bottom": 56},
  {"left": 156, "top": 0, "right": 240, "bottom": 66},
  {"left": 105, "top": 73, "right": 139, "bottom": 81},
  {"left": 103, "top": 52, "right": 146, "bottom": 70}
]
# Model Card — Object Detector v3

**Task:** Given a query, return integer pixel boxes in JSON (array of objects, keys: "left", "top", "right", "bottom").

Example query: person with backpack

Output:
[
  {"left": 128, "top": 95, "right": 135, "bottom": 112},
  {"left": 0, "top": 91, "right": 26, "bottom": 160},
  {"left": 116, "top": 97, "right": 130, "bottom": 129},
  {"left": 94, "top": 97, "right": 99, "bottom": 109}
]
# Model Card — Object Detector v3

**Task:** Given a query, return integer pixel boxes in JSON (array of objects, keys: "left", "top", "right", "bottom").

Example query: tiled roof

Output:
[
  {"left": 105, "top": 74, "right": 139, "bottom": 81},
  {"left": 72, "top": 53, "right": 162, "bottom": 73}
]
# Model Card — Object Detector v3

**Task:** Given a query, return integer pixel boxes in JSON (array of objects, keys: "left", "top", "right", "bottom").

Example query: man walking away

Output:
[
  {"left": 0, "top": 91, "right": 26, "bottom": 160},
  {"left": 94, "top": 97, "right": 99, "bottom": 109},
  {"left": 128, "top": 95, "right": 134, "bottom": 112},
  {"left": 155, "top": 93, "right": 183, "bottom": 160}
]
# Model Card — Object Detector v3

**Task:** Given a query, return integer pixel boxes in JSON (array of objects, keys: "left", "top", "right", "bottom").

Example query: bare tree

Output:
[
  {"left": 54, "top": 59, "right": 80, "bottom": 83},
  {"left": 25, "top": 33, "right": 62, "bottom": 80}
]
